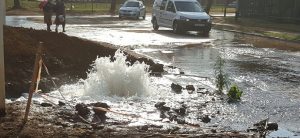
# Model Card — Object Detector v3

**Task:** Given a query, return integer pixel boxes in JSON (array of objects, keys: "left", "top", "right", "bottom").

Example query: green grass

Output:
[
  {"left": 222, "top": 17, "right": 300, "bottom": 33},
  {"left": 216, "top": 17, "right": 300, "bottom": 42},
  {"left": 264, "top": 32, "right": 300, "bottom": 41}
]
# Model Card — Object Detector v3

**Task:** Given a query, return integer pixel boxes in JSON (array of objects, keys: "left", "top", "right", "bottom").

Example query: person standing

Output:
[
  {"left": 41, "top": 0, "right": 55, "bottom": 32},
  {"left": 54, "top": 0, "right": 66, "bottom": 33}
]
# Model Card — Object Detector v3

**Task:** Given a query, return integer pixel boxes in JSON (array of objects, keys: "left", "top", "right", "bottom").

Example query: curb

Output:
[{"left": 212, "top": 24, "right": 300, "bottom": 44}]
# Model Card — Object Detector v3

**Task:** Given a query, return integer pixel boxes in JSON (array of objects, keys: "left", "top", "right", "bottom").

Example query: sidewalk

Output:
[{"left": 211, "top": 16, "right": 300, "bottom": 43}]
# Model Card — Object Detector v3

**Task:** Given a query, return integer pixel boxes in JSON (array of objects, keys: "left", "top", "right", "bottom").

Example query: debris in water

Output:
[
  {"left": 201, "top": 115, "right": 211, "bottom": 123},
  {"left": 171, "top": 83, "right": 183, "bottom": 93},
  {"left": 92, "top": 102, "right": 110, "bottom": 123},
  {"left": 41, "top": 102, "right": 53, "bottom": 107},
  {"left": 75, "top": 103, "right": 90, "bottom": 118}
]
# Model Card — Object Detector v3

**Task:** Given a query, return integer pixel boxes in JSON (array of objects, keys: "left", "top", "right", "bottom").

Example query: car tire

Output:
[
  {"left": 203, "top": 29, "right": 210, "bottom": 37},
  {"left": 173, "top": 21, "right": 181, "bottom": 34},
  {"left": 152, "top": 18, "right": 159, "bottom": 31},
  {"left": 143, "top": 14, "right": 146, "bottom": 20},
  {"left": 203, "top": 31, "right": 209, "bottom": 36},
  {"left": 136, "top": 12, "right": 140, "bottom": 20}
]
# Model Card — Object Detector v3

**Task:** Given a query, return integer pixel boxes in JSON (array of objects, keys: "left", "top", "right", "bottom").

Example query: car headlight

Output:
[
  {"left": 207, "top": 17, "right": 212, "bottom": 23},
  {"left": 180, "top": 16, "right": 190, "bottom": 21}
]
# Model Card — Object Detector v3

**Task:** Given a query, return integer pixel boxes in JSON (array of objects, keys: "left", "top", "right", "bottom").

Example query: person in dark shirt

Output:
[
  {"left": 42, "top": 0, "right": 55, "bottom": 31},
  {"left": 54, "top": 0, "right": 66, "bottom": 32}
]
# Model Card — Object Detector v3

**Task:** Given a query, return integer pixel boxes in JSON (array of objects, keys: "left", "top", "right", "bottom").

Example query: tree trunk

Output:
[
  {"left": 13, "top": 0, "right": 21, "bottom": 9},
  {"left": 205, "top": 0, "right": 214, "bottom": 14},
  {"left": 110, "top": 0, "right": 117, "bottom": 14}
]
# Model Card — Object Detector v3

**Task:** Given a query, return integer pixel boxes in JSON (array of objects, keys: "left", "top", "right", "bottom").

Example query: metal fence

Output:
[{"left": 239, "top": 0, "right": 300, "bottom": 22}]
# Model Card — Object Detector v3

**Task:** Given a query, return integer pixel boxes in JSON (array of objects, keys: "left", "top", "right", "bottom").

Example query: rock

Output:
[
  {"left": 201, "top": 115, "right": 211, "bottom": 123},
  {"left": 155, "top": 102, "right": 166, "bottom": 108},
  {"left": 167, "top": 112, "right": 177, "bottom": 121},
  {"left": 174, "top": 107, "right": 186, "bottom": 116},
  {"left": 267, "top": 122, "right": 278, "bottom": 131},
  {"left": 186, "top": 85, "right": 195, "bottom": 91},
  {"left": 155, "top": 102, "right": 170, "bottom": 111},
  {"left": 92, "top": 102, "right": 110, "bottom": 123},
  {"left": 160, "top": 112, "right": 168, "bottom": 118},
  {"left": 176, "top": 118, "right": 185, "bottom": 124},
  {"left": 139, "top": 125, "right": 149, "bottom": 131},
  {"left": 75, "top": 103, "right": 90, "bottom": 117},
  {"left": 254, "top": 119, "right": 268, "bottom": 127},
  {"left": 149, "top": 63, "right": 164, "bottom": 73},
  {"left": 58, "top": 101, "right": 66, "bottom": 106},
  {"left": 171, "top": 83, "right": 182, "bottom": 93},
  {"left": 41, "top": 102, "right": 52, "bottom": 107}
]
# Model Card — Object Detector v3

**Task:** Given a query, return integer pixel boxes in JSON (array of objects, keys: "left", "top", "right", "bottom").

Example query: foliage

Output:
[
  {"left": 214, "top": 56, "right": 230, "bottom": 94},
  {"left": 227, "top": 84, "right": 243, "bottom": 102}
]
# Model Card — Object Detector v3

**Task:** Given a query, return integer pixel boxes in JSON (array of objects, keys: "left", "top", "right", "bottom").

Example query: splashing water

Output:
[{"left": 82, "top": 49, "right": 151, "bottom": 97}]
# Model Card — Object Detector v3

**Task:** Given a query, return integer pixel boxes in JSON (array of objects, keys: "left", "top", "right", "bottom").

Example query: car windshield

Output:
[
  {"left": 124, "top": 1, "right": 139, "bottom": 7},
  {"left": 174, "top": 1, "right": 203, "bottom": 12}
]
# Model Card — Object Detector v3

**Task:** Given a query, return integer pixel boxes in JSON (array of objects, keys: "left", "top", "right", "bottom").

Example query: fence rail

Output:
[{"left": 239, "top": 0, "right": 300, "bottom": 22}]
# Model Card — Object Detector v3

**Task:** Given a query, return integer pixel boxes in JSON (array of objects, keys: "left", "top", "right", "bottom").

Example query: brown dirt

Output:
[
  {"left": 0, "top": 101, "right": 256, "bottom": 138},
  {"left": 4, "top": 26, "right": 158, "bottom": 98}
]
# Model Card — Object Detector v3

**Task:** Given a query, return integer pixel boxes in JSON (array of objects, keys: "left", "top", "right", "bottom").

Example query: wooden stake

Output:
[{"left": 23, "top": 42, "right": 43, "bottom": 123}]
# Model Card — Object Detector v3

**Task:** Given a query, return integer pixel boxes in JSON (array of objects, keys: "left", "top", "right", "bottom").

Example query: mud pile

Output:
[{"left": 4, "top": 26, "right": 119, "bottom": 98}]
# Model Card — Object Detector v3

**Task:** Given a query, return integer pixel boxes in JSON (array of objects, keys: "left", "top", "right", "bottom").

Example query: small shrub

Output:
[
  {"left": 227, "top": 84, "right": 243, "bottom": 102},
  {"left": 214, "top": 56, "right": 230, "bottom": 94}
]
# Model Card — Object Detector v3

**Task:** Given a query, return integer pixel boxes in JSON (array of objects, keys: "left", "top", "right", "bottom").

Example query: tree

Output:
[
  {"left": 205, "top": 0, "right": 214, "bottom": 14},
  {"left": 13, "top": 0, "right": 22, "bottom": 9},
  {"left": 110, "top": 0, "right": 117, "bottom": 14}
]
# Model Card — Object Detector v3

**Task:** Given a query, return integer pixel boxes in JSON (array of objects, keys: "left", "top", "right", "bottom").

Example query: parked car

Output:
[
  {"left": 151, "top": 0, "right": 212, "bottom": 34},
  {"left": 119, "top": 0, "right": 146, "bottom": 20}
]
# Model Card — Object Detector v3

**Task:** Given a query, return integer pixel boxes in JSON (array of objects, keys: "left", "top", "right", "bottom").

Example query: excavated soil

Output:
[{"left": 4, "top": 26, "right": 157, "bottom": 98}]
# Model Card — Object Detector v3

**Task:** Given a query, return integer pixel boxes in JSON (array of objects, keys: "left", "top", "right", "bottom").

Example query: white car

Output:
[
  {"left": 119, "top": 0, "right": 146, "bottom": 20},
  {"left": 151, "top": 0, "right": 212, "bottom": 34}
]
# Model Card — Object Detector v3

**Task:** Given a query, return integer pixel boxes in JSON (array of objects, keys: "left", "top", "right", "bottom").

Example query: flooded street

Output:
[{"left": 6, "top": 15, "right": 300, "bottom": 136}]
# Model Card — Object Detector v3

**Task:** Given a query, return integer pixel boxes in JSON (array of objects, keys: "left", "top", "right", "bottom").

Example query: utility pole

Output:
[{"left": 0, "top": 0, "right": 6, "bottom": 117}]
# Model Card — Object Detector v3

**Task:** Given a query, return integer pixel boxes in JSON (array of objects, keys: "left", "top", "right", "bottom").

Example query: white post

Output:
[{"left": 0, "top": 0, "right": 6, "bottom": 116}]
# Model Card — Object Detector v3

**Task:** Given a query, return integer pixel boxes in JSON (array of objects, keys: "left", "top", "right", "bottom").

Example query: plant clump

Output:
[{"left": 227, "top": 84, "right": 243, "bottom": 102}]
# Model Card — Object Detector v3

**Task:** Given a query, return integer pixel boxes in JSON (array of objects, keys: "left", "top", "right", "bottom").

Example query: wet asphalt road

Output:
[{"left": 6, "top": 15, "right": 300, "bottom": 135}]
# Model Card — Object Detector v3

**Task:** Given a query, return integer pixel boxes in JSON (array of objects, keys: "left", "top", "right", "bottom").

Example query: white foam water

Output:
[{"left": 82, "top": 49, "right": 151, "bottom": 98}]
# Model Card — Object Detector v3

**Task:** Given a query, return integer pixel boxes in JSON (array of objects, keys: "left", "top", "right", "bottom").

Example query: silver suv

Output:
[{"left": 119, "top": 0, "right": 146, "bottom": 20}]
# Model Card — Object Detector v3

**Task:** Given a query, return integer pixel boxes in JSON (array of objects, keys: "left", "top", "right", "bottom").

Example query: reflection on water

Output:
[{"left": 137, "top": 30, "right": 300, "bottom": 133}]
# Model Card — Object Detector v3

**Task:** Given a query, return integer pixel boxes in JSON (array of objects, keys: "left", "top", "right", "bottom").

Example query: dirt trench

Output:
[{"left": 4, "top": 26, "right": 158, "bottom": 98}]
